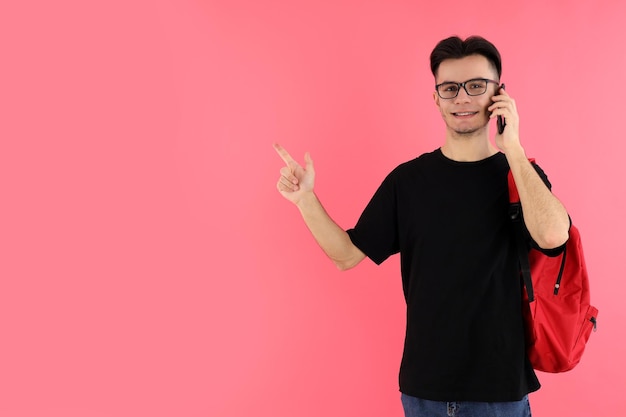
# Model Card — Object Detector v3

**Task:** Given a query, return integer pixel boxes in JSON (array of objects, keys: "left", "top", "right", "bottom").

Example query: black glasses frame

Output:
[{"left": 435, "top": 78, "right": 500, "bottom": 99}]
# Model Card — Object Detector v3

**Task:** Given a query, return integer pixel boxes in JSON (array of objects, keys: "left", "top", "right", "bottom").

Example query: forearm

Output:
[
  {"left": 296, "top": 192, "right": 365, "bottom": 270},
  {"left": 506, "top": 145, "right": 570, "bottom": 249}
]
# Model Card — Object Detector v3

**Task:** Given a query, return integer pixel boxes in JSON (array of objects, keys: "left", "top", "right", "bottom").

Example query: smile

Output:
[{"left": 452, "top": 112, "right": 478, "bottom": 116}]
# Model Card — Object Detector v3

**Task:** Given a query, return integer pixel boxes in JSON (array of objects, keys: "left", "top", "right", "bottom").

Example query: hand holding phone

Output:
[{"left": 497, "top": 83, "right": 506, "bottom": 134}]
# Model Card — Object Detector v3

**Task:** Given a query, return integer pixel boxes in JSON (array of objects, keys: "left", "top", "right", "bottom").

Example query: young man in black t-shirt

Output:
[{"left": 273, "top": 36, "right": 570, "bottom": 417}]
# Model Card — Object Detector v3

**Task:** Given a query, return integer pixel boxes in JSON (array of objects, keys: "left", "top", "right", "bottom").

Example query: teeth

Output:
[{"left": 455, "top": 112, "right": 476, "bottom": 116}]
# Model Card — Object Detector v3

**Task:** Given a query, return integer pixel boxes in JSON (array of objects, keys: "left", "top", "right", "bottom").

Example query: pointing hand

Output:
[{"left": 273, "top": 143, "right": 315, "bottom": 205}]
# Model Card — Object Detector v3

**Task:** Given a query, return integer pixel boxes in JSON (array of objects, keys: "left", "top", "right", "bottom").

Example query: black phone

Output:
[{"left": 497, "top": 83, "right": 506, "bottom": 134}]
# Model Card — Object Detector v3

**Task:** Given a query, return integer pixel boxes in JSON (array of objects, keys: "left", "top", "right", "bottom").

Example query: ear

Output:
[{"left": 433, "top": 91, "right": 441, "bottom": 111}]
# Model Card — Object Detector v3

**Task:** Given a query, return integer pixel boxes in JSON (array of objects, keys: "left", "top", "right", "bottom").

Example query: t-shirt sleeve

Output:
[{"left": 346, "top": 173, "right": 400, "bottom": 265}]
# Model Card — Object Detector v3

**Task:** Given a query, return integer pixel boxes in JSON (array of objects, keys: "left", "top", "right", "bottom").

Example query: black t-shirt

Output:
[{"left": 347, "top": 148, "right": 553, "bottom": 402}]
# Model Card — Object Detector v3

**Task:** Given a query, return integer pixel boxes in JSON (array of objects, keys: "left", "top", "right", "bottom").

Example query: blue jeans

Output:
[{"left": 401, "top": 393, "right": 532, "bottom": 417}]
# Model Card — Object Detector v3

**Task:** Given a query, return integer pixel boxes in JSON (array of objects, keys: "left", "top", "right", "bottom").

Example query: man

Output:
[{"left": 274, "top": 36, "right": 570, "bottom": 417}]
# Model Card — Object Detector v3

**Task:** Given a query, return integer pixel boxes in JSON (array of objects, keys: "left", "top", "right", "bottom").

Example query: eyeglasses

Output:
[{"left": 435, "top": 78, "right": 500, "bottom": 99}]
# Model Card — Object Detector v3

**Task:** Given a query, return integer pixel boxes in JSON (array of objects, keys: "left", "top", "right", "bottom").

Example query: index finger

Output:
[
  {"left": 492, "top": 90, "right": 509, "bottom": 102},
  {"left": 273, "top": 143, "right": 296, "bottom": 165}
]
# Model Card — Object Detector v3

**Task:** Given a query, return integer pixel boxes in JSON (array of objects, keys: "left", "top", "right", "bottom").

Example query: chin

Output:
[
  {"left": 452, "top": 126, "right": 481, "bottom": 136},
  {"left": 449, "top": 120, "right": 489, "bottom": 137}
]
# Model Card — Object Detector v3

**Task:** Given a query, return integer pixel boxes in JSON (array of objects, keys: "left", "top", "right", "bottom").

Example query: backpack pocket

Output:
[{"left": 571, "top": 305, "right": 598, "bottom": 365}]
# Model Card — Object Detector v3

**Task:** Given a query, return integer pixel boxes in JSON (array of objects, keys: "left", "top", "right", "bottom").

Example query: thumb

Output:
[{"left": 304, "top": 152, "right": 314, "bottom": 173}]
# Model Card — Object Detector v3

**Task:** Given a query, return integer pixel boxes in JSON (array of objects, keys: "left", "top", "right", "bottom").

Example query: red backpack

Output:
[{"left": 508, "top": 165, "right": 598, "bottom": 373}]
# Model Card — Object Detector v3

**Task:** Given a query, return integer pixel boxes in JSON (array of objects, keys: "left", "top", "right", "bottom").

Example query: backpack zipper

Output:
[{"left": 553, "top": 246, "right": 568, "bottom": 295}]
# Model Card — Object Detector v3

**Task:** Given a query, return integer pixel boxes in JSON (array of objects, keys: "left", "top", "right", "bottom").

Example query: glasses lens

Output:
[
  {"left": 465, "top": 79, "right": 488, "bottom": 96},
  {"left": 438, "top": 83, "right": 460, "bottom": 98}
]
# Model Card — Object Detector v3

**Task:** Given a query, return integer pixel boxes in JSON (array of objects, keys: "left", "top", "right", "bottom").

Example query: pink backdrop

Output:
[{"left": 1, "top": 0, "right": 624, "bottom": 416}]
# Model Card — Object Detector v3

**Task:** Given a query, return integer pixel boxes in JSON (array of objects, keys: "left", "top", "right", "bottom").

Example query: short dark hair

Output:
[{"left": 430, "top": 36, "right": 502, "bottom": 80}]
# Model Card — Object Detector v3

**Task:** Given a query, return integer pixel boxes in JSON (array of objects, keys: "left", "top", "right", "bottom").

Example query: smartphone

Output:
[{"left": 497, "top": 83, "right": 506, "bottom": 134}]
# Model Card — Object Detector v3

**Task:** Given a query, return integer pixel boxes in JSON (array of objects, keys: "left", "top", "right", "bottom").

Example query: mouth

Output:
[{"left": 452, "top": 111, "right": 479, "bottom": 117}]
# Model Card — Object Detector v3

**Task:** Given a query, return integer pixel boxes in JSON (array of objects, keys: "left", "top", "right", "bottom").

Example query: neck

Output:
[{"left": 441, "top": 129, "right": 498, "bottom": 162}]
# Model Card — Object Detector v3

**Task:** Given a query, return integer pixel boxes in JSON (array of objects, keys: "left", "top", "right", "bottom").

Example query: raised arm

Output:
[
  {"left": 490, "top": 89, "right": 570, "bottom": 249},
  {"left": 273, "top": 143, "right": 366, "bottom": 270}
]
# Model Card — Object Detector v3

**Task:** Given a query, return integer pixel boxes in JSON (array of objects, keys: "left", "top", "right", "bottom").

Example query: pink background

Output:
[{"left": 1, "top": 0, "right": 624, "bottom": 416}]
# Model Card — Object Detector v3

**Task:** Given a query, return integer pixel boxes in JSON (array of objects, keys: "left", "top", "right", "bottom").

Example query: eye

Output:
[{"left": 467, "top": 80, "right": 487, "bottom": 91}]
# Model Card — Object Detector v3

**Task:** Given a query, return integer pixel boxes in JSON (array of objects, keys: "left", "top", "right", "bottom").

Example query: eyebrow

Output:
[{"left": 438, "top": 77, "right": 489, "bottom": 84}]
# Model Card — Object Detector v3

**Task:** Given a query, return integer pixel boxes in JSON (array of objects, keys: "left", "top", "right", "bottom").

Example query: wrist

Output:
[
  {"left": 503, "top": 142, "right": 527, "bottom": 163},
  {"left": 295, "top": 190, "right": 318, "bottom": 209}
]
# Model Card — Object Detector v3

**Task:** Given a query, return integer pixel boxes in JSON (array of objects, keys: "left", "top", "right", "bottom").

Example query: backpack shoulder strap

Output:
[{"left": 508, "top": 161, "right": 535, "bottom": 302}]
